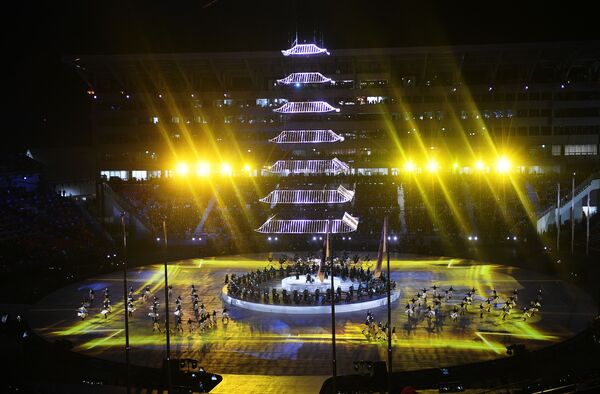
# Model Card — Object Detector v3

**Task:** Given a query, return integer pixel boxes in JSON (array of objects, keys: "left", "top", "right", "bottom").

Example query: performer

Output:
[
  {"left": 187, "top": 317, "right": 194, "bottom": 334},
  {"left": 127, "top": 301, "right": 135, "bottom": 317},
  {"left": 152, "top": 315, "right": 162, "bottom": 333},
  {"left": 101, "top": 298, "right": 111, "bottom": 319},
  {"left": 450, "top": 306, "right": 459, "bottom": 322},
  {"left": 222, "top": 307, "right": 230, "bottom": 324},
  {"left": 479, "top": 303, "right": 484, "bottom": 319},
  {"left": 88, "top": 289, "right": 95, "bottom": 305},
  {"left": 77, "top": 303, "right": 88, "bottom": 320}
]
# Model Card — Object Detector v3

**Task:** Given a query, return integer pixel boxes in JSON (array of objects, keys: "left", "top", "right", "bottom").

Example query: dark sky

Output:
[{"left": 3, "top": 0, "right": 599, "bottom": 151}]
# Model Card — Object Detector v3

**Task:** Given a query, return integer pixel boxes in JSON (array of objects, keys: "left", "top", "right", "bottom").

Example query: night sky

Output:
[{"left": 3, "top": 0, "right": 599, "bottom": 152}]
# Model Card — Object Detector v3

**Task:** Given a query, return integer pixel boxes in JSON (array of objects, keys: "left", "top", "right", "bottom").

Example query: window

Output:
[
  {"left": 564, "top": 144, "right": 598, "bottom": 156},
  {"left": 148, "top": 170, "right": 161, "bottom": 179},
  {"left": 151, "top": 116, "right": 159, "bottom": 124},
  {"left": 171, "top": 117, "right": 180, "bottom": 124},
  {"left": 552, "top": 145, "right": 561, "bottom": 156},
  {"left": 100, "top": 170, "right": 129, "bottom": 180},
  {"left": 256, "top": 98, "right": 268, "bottom": 107},
  {"left": 131, "top": 170, "right": 148, "bottom": 180}
]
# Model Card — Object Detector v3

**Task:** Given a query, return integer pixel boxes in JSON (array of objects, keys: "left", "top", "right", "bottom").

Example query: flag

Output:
[
  {"left": 374, "top": 216, "right": 388, "bottom": 278},
  {"left": 318, "top": 221, "right": 330, "bottom": 282}
]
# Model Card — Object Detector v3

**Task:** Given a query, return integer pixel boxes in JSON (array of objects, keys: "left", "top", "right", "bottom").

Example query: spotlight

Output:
[
  {"left": 495, "top": 156, "right": 511, "bottom": 173},
  {"left": 196, "top": 162, "right": 210, "bottom": 176},
  {"left": 427, "top": 159, "right": 439, "bottom": 173},
  {"left": 404, "top": 161, "right": 416, "bottom": 173},
  {"left": 475, "top": 160, "right": 485, "bottom": 171},
  {"left": 220, "top": 163, "right": 232, "bottom": 176},
  {"left": 176, "top": 162, "right": 189, "bottom": 176}
]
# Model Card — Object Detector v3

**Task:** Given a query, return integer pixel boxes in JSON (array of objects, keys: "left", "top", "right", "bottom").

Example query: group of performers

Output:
[
  {"left": 76, "top": 284, "right": 230, "bottom": 335},
  {"left": 226, "top": 255, "right": 395, "bottom": 305},
  {"left": 399, "top": 284, "right": 544, "bottom": 332},
  {"left": 77, "top": 288, "right": 112, "bottom": 320}
]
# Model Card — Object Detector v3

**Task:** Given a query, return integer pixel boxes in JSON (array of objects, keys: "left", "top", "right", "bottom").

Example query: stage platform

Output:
[{"left": 27, "top": 253, "right": 597, "bottom": 378}]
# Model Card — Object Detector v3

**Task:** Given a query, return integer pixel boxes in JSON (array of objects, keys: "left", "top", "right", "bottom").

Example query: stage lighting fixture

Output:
[
  {"left": 176, "top": 162, "right": 189, "bottom": 176},
  {"left": 475, "top": 160, "right": 485, "bottom": 171},
  {"left": 495, "top": 156, "right": 511, "bottom": 173},
  {"left": 243, "top": 164, "right": 252, "bottom": 173},
  {"left": 196, "top": 162, "right": 210, "bottom": 176},
  {"left": 404, "top": 161, "right": 416, "bottom": 172},
  {"left": 221, "top": 163, "right": 232, "bottom": 176},
  {"left": 427, "top": 159, "right": 439, "bottom": 173}
]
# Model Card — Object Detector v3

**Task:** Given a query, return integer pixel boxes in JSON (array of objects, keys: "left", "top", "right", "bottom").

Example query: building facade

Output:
[{"left": 66, "top": 40, "right": 600, "bottom": 180}]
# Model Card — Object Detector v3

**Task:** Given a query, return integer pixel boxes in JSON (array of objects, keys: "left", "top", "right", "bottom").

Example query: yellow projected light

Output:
[
  {"left": 221, "top": 163, "right": 232, "bottom": 176},
  {"left": 196, "top": 162, "right": 210, "bottom": 176},
  {"left": 495, "top": 156, "right": 511, "bottom": 174},
  {"left": 175, "top": 162, "right": 189, "bottom": 176}
]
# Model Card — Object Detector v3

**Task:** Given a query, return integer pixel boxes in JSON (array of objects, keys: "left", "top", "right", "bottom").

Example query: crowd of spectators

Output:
[{"left": 0, "top": 184, "right": 115, "bottom": 302}]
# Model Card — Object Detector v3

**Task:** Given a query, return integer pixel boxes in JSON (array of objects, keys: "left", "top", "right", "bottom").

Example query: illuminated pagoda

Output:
[{"left": 257, "top": 39, "right": 358, "bottom": 236}]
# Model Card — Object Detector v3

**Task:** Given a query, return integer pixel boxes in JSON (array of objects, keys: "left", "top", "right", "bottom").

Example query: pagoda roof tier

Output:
[
  {"left": 277, "top": 72, "right": 333, "bottom": 85},
  {"left": 281, "top": 43, "right": 330, "bottom": 56},
  {"left": 259, "top": 185, "right": 355, "bottom": 204},
  {"left": 256, "top": 212, "right": 358, "bottom": 234},
  {"left": 266, "top": 158, "right": 350, "bottom": 175},
  {"left": 273, "top": 101, "right": 340, "bottom": 114},
  {"left": 269, "top": 130, "right": 344, "bottom": 144}
]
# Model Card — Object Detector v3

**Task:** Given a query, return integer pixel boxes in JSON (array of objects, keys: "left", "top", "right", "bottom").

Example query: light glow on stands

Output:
[
  {"left": 273, "top": 101, "right": 340, "bottom": 114},
  {"left": 267, "top": 158, "right": 350, "bottom": 175},
  {"left": 475, "top": 160, "right": 485, "bottom": 171},
  {"left": 259, "top": 185, "right": 355, "bottom": 204},
  {"left": 255, "top": 212, "right": 359, "bottom": 234},
  {"left": 281, "top": 43, "right": 330, "bottom": 56},
  {"left": 277, "top": 72, "right": 333, "bottom": 85},
  {"left": 269, "top": 130, "right": 344, "bottom": 144}
]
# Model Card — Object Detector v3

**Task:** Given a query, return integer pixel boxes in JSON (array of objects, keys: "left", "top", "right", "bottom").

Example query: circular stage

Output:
[{"left": 27, "top": 253, "right": 597, "bottom": 377}]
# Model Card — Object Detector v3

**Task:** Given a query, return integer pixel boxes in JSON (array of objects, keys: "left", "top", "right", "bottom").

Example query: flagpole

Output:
[
  {"left": 329, "top": 222, "right": 337, "bottom": 393},
  {"left": 163, "top": 220, "right": 172, "bottom": 393},
  {"left": 385, "top": 216, "right": 392, "bottom": 393}
]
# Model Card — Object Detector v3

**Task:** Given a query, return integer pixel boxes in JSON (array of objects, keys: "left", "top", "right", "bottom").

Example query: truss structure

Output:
[
  {"left": 269, "top": 130, "right": 344, "bottom": 144},
  {"left": 277, "top": 72, "right": 333, "bottom": 85},
  {"left": 273, "top": 101, "right": 340, "bottom": 114},
  {"left": 266, "top": 158, "right": 350, "bottom": 175},
  {"left": 259, "top": 185, "right": 355, "bottom": 204},
  {"left": 281, "top": 43, "right": 330, "bottom": 56},
  {"left": 255, "top": 212, "right": 359, "bottom": 234}
]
